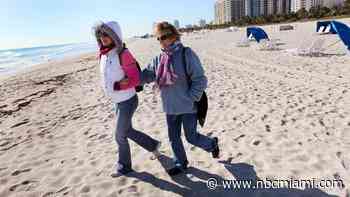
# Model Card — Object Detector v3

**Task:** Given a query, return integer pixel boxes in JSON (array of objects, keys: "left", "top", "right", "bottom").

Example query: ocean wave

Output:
[{"left": 0, "top": 43, "right": 96, "bottom": 75}]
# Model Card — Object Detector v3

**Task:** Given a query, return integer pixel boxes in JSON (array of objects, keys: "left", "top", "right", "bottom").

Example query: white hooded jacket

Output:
[{"left": 99, "top": 21, "right": 136, "bottom": 104}]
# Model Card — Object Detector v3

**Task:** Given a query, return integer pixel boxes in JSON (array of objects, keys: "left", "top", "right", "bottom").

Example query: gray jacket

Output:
[{"left": 141, "top": 45, "right": 207, "bottom": 115}]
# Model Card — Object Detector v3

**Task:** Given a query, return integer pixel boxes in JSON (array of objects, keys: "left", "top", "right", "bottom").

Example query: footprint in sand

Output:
[
  {"left": 265, "top": 125, "right": 271, "bottom": 132},
  {"left": 0, "top": 141, "right": 10, "bottom": 147},
  {"left": 42, "top": 192, "right": 56, "bottom": 197},
  {"left": 253, "top": 140, "right": 261, "bottom": 146},
  {"left": 9, "top": 180, "right": 38, "bottom": 192},
  {"left": 80, "top": 185, "right": 91, "bottom": 193},
  {"left": 98, "top": 134, "right": 108, "bottom": 140},
  {"left": 90, "top": 160, "right": 98, "bottom": 166},
  {"left": 336, "top": 151, "right": 349, "bottom": 170},
  {"left": 69, "top": 175, "right": 84, "bottom": 184},
  {"left": 11, "top": 168, "right": 31, "bottom": 176},
  {"left": 42, "top": 186, "right": 70, "bottom": 197},
  {"left": 233, "top": 134, "right": 245, "bottom": 142},
  {"left": 0, "top": 167, "right": 8, "bottom": 172}
]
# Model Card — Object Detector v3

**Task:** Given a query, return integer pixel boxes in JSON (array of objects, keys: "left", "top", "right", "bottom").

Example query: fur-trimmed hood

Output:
[{"left": 93, "top": 21, "right": 124, "bottom": 53}]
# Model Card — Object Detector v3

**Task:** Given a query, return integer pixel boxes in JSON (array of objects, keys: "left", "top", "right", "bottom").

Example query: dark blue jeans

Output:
[
  {"left": 115, "top": 95, "right": 159, "bottom": 170},
  {"left": 166, "top": 113, "right": 215, "bottom": 167}
]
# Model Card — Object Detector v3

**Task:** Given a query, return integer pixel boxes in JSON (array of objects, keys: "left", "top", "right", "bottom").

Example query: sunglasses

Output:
[
  {"left": 97, "top": 31, "right": 109, "bottom": 38},
  {"left": 157, "top": 33, "right": 173, "bottom": 41}
]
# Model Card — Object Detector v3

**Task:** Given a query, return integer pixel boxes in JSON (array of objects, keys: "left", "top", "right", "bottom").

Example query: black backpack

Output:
[
  {"left": 119, "top": 45, "right": 144, "bottom": 92},
  {"left": 182, "top": 47, "right": 208, "bottom": 127}
]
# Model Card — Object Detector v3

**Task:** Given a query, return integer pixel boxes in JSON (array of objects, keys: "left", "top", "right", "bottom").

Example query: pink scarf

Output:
[
  {"left": 99, "top": 46, "right": 114, "bottom": 59},
  {"left": 156, "top": 41, "right": 182, "bottom": 88}
]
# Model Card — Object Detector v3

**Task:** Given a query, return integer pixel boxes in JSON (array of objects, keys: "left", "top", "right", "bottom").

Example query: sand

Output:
[{"left": 0, "top": 19, "right": 350, "bottom": 197}]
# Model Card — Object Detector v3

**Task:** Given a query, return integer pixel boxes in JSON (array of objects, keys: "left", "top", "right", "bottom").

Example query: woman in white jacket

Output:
[{"left": 93, "top": 21, "right": 160, "bottom": 176}]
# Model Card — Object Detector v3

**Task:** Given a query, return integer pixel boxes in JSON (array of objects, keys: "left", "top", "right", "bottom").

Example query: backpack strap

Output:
[
  {"left": 118, "top": 44, "right": 144, "bottom": 92},
  {"left": 182, "top": 47, "right": 191, "bottom": 84},
  {"left": 118, "top": 44, "right": 127, "bottom": 65}
]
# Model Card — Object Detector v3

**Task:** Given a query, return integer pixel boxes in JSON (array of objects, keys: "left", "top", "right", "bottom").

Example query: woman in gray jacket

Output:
[{"left": 141, "top": 22, "right": 220, "bottom": 176}]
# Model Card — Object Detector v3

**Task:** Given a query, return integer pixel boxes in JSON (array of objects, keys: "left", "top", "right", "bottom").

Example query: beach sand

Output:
[{"left": 0, "top": 19, "right": 350, "bottom": 197}]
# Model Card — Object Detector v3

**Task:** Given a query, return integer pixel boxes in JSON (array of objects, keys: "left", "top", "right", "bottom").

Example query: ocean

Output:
[{"left": 0, "top": 42, "right": 97, "bottom": 75}]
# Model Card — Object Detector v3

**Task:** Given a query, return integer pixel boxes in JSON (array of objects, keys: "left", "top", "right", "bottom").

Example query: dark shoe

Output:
[
  {"left": 211, "top": 137, "right": 220, "bottom": 158},
  {"left": 166, "top": 164, "right": 188, "bottom": 176},
  {"left": 111, "top": 164, "right": 133, "bottom": 178}
]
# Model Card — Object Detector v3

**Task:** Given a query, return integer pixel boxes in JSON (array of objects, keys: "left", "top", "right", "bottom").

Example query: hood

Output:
[
  {"left": 93, "top": 21, "right": 124, "bottom": 53},
  {"left": 105, "top": 21, "right": 123, "bottom": 41}
]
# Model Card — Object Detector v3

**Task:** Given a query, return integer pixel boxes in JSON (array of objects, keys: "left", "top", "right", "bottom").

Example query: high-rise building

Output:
[
  {"left": 246, "top": 0, "right": 290, "bottom": 16},
  {"left": 291, "top": 0, "right": 323, "bottom": 12},
  {"left": 245, "top": 0, "right": 251, "bottom": 16},
  {"left": 246, "top": 0, "right": 265, "bottom": 17},
  {"left": 174, "top": 20, "right": 180, "bottom": 29},
  {"left": 266, "top": 0, "right": 275, "bottom": 15},
  {"left": 323, "top": 0, "right": 345, "bottom": 8},
  {"left": 215, "top": 0, "right": 245, "bottom": 24},
  {"left": 199, "top": 19, "right": 207, "bottom": 27},
  {"left": 231, "top": 0, "right": 246, "bottom": 20},
  {"left": 215, "top": 0, "right": 292, "bottom": 24},
  {"left": 215, "top": 0, "right": 226, "bottom": 24},
  {"left": 275, "top": 0, "right": 291, "bottom": 14}
]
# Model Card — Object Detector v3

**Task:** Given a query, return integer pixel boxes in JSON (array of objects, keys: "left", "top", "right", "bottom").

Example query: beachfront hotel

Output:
[
  {"left": 215, "top": 0, "right": 292, "bottom": 24},
  {"left": 245, "top": 0, "right": 291, "bottom": 16},
  {"left": 215, "top": 0, "right": 345, "bottom": 24},
  {"left": 215, "top": 0, "right": 247, "bottom": 24},
  {"left": 291, "top": 0, "right": 345, "bottom": 12},
  {"left": 215, "top": 0, "right": 226, "bottom": 24},
  {"left": 323, "top": 0, "right": 346, "bottom": 8}
]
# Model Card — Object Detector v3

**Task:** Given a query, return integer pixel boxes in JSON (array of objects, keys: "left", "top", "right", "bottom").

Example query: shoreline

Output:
[
  {"left": 0, "top": 52, "right": 97, "bottom": 82},
  {"left": 0, "top": 38, "right": 140, "bottom": 82}
]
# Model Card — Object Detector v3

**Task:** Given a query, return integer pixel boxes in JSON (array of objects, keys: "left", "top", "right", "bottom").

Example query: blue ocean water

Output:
[{"left": 0, "top": 42, "right": 97, "bottom": 75}]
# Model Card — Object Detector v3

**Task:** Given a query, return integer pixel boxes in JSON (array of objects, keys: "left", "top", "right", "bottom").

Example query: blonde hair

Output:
[{"left": 154, "top": 21, "right": 181, "bottom": 40}]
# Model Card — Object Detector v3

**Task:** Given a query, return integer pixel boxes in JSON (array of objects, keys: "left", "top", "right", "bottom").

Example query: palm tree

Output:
[{"left": 296, "top": 8, "right": 308, "bottom": 19}]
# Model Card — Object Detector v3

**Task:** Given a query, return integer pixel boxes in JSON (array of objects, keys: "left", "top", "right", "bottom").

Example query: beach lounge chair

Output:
[
  {"left": 259, "top": 39, "right": 278, "bottom": 50},
  {"left": 297, "top": 39, "right": 311, "bottom": 55},
  {"left": 236, "top": 37, "right": 250, "bottom": 47},
  {"left": 309, "top": 39, "right": 326, "bottom": 56},
  {"left": 297, "top": 38, "right": 325, "bottom": 56}
]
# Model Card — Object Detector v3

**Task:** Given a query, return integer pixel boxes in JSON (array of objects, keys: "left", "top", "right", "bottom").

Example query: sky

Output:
[{"left": 0, "top": 0, "right": 214, "bottom": 50}]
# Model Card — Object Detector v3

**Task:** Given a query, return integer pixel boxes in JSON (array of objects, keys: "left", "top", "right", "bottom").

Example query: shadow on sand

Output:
[{"left": 125, "top": 155, "right": 340, "bottom": 197}]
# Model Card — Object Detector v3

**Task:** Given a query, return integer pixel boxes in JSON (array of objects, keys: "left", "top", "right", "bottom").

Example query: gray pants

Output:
[{"left": 115, "top": 95, "right": 159, "bottom": 171}]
